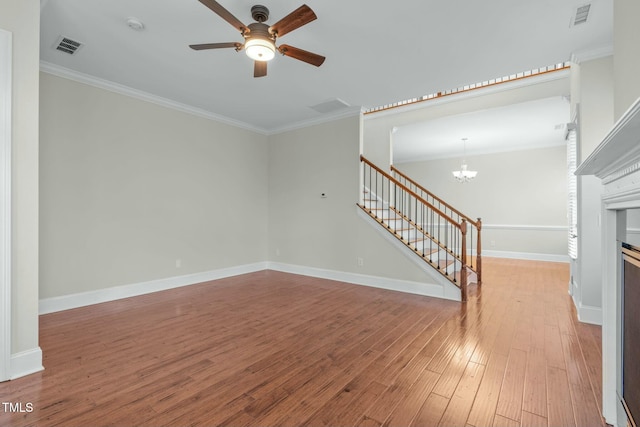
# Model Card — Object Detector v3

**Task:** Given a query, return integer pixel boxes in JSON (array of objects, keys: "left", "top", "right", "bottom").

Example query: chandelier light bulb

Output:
[{"left": 452, "top": 138, "right": 478, "bottom": 183}]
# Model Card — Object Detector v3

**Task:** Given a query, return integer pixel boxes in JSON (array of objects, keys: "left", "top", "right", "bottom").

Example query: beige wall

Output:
[
  {"left": 576, "top": 57, "right": 613, "bottom": 312},
  {"left": 268, "top": 116, "right": 436, "bottom": 284},
  {"left": 579, "top": 57, "right": 615, "bottom": 161},
  {"left": 614, "top": 0, "right": 640, "bottom": 120},
  {"left": 0, "top": 0, "right": 40, "bottom": 361},
  {"left": 39, "top": 73, "right": 269, "bottom": 298},
  {"left": 396, "top": 146, "right": 568, "bottom": 257},
  {"left": 40, "top": 83, "right": 451, "bottom": 303},
  {"left": 568, "top": 56, "right": 613, "bottom": 323}
]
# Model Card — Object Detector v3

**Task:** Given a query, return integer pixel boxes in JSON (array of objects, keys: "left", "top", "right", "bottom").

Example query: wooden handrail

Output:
[
  {"left": 391, "top": 165, "right": 479, "bottom": 228},
  {"left": 476, "top": 219, "right": 482, "bottom": 286},
  {"left": 460, "top": 219, "right": 468, "bottom": 302},
  {"left": 361, "top": 155, "right": 461, "bottom": 230},
  {"left": 391, "top": 163, "right": 482, "bottom": 287},
  {"left": 361, "top": 155, "right": 481, "bottom": 299}
]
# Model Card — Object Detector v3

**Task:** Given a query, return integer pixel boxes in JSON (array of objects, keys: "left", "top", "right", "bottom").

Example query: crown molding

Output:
[
  {"left": 362, "top": 68, "right": 570, "bottom": 121},
  {"left": 40, "top": 61, "right": 364, "bottom": 136},
  {"left": 40, "top": 61, "right": 270, "bottom": 135},
  {"left": 570, "top": 43, "right": 614, "bottom": 64},
  {"left": 267, "top": 107, "right": 362, "bottom": 135}
]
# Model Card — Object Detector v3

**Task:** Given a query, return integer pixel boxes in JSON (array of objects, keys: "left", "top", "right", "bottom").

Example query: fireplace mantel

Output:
[
  {"left": 577, "top": 97, "right": 640, "bottom": 183},
  {"left": 577, "top": 96, "right": 640, "bottom": 426}
]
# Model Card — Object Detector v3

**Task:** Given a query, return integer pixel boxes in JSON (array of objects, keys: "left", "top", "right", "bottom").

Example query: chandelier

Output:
[{"left": 452, "top": 138, "right": 478, "bottom": 183}]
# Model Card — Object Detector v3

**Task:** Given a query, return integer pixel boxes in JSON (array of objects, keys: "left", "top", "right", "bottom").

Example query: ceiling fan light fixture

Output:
[
  {"left": 190, "top": 1, "right": 324, "bottom": 76},
  {"left": 245, "top": 37, "right": 275, "bottom": 61}
]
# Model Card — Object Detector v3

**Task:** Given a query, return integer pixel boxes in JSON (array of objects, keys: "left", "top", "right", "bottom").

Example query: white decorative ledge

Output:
[{"left": 576, "top": 97, "right": 640, "bottom": 182}]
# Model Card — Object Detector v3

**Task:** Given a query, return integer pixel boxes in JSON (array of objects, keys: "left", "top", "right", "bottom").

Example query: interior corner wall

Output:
[
  {"left": 614, "top": 0, "right": 640, "bottom": 120},
  {"left": 572, "top": 56, "right": 613, "bottom": 322},
  {"left": 39, "top": 73, "right": 269, "bottom": 299},
  {"left": 395, "top": 145, "right": 568, "bottom": 258},
  {"left": 0, "top": 0, "right": 41, "bottom": 367},
  {"left": 267, "top": 116, "right": 439, "bottom": 284}
]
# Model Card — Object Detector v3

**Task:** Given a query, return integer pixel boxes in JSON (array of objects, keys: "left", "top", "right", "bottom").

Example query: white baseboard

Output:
[
  {"left": 38, "top": 251, "right": 568, "bottom": 316},
  {"left": 11, "top": 347, "right": 43, "bottom": 380},
  {"left": 267, "top": 261, "right": 461, "bottom": 302},
  {"left": 483, "top": 250, "right": 569, "bottom": 263},
  {"left": 576, "top": 302, "right": 602, "bottom": 325},
  {"left": 568, "top": 279, "right": 602, "bottom": 325},
  {"left": 39, "top": 259, "right": 462, "bottom": 317},
  {"left": 39, "top": 262, "right": 268, "bottom": 314}
]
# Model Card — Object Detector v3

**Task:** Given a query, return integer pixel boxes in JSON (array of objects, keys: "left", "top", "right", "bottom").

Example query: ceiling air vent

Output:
[
  {"left": 573, "top": 4, "right": 591, "bottom": 25},
  {"left": 309, "top": 98, "right": 351, "bottom": 114},
  {"left": 53, "top": 36, "right": 84, "bottom": 55}
]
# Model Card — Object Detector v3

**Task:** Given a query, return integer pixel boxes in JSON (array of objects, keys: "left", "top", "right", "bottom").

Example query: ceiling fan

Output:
[{"left": 189, "top": 0, "right": 326, "bottom": 78}]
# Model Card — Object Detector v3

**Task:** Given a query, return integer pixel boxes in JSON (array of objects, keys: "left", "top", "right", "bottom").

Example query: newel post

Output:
[
  {"left": 460, "top": 219, "right": 468, "bottom": 302},
  {"left": 476, "top": 218, "right": 482, "bottom": 287}
]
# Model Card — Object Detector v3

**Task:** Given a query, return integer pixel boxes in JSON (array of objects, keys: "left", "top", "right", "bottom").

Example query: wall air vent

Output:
[
  {"left": 573, "top": 4, "right": 591, "bottom": 25},
  {"left": 53, "top": 36, "right": 84, "bottom": 55}
]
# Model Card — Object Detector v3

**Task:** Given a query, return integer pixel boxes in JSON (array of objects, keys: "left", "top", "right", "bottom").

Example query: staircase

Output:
[{"left": 357, "top": 155, "right": 482, "bottom": 302}]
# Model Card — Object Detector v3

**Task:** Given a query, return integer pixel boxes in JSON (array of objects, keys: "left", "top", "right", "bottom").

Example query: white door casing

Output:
[{"left": 0, "top": 28, "right": 12, "bottom": 382}]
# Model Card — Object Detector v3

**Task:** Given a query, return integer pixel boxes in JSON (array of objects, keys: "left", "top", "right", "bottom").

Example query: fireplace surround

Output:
[
  {"left": 577, "top": 97, "right": 640, "bottom": 426},
  {"left": 621, "top": 243, "right": 640, "bottom": 427}
]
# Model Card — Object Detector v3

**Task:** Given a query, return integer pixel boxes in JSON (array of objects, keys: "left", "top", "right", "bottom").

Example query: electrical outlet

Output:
[
  {"left": 490, "top": 240, "right": 496, "bottom": 247},
  {"left": 275, "top": 248, "right": 280, "bottom": 256},
  {"left": 357, "top": 257, "right": 364, "bottom": 267},
  {"left": 175, "top": 259, "right": 182, "bottom": 268}
]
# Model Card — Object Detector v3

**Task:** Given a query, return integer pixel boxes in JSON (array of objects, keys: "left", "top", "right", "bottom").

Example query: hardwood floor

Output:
[{"left": 0, "top": 258, "right": 604, "bottom": 426}]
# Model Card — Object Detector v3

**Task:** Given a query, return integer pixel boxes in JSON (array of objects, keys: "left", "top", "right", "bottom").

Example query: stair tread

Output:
[
  {"left": 438, "top": 259, "right": 455, "bottom": 268},
  {"left": 454, "top": 269, "right": 477, "bottom": 284},
  {"left": 358, "top": 201, "right": 480, "bottom": 295},
  {"left": 414, "top": 247, "right": 439, "bottom": 255}
]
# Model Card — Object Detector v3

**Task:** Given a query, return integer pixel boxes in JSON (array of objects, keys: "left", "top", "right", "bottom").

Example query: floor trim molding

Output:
[
  {"left": 39, "top": 262, "right": 268, "bottom": 315},
  {"left": 267, "top": 262, "right": 461, "bottom": 301},
  {"left": 576, "top": 302, "right": 603, "bottom": 325},
  {"left": 10, "top": 347, "right": 43, "bottom": 380},
  {"left": 39, "top": 260, "right": 464, "bottom": 316},
  {"left": 483, "top": 250, "right": 569, "bottom": 263}
]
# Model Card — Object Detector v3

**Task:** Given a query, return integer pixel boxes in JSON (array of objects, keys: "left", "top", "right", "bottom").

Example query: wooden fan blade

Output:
[
  {"left": 198, "top": 0, "right": 247, "bottom": 33},
  {"left": 254, "top": 61, "right": 267, "bottom": 78},
  {"left": 269, "top": 4, "right": 317, "bottom": 38},
  {"left": 278, "top": 44, "right": 325, "bottom": 67},
  {"left": 189, "top": 42, "right": 242, "bottom": 51}
]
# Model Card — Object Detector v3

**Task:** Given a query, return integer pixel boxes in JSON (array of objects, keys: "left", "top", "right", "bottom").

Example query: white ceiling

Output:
[
  {"left": 40, "top": 0, "right": 613, "bottom": 134},
  {"left": 392, "top": 96, "right": 572, "bottom": 163}
]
